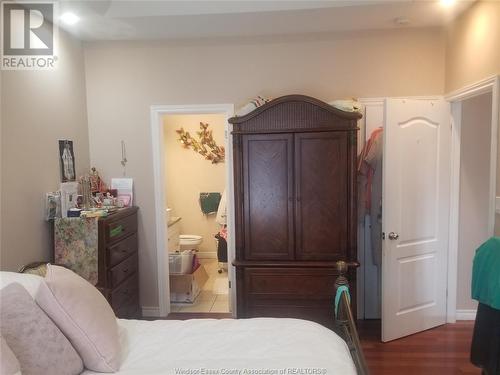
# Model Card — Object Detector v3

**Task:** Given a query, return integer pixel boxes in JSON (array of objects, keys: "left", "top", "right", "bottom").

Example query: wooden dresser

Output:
[
  {"left": 97, "top": 207, "right": 140, "bottom": 319},
  {"left": 229, "top": 95, "right": 361, "bottom": 328},
  {"left": 53, "top": 207, "right": 140, "bottom": 319}
]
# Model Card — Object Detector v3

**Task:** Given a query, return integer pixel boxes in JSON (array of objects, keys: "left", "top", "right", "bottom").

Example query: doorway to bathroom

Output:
[
  {"left": 150, "top": 104, "right": 236, "bottom": 318},
  {"left": 164, "top": 112, "right": 230, "bottom": 314}
]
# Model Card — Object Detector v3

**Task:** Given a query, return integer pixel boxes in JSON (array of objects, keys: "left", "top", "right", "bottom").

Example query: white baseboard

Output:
[
  {"left": 456, "top": 309, "right": 477, "bottom": 320},
  {"left": 196, "top": 251, "right": 217, "bottom": 259},
  {"left": 142, "top": 306, "right": 163, "bottom": 318}
]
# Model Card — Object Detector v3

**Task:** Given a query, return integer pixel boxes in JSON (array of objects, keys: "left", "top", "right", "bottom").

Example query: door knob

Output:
[{"left": 388, "top": 232, "right": 399, "bottom": 240}]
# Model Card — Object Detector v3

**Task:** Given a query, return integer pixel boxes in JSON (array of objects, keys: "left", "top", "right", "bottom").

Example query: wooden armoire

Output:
[{"left": 230, "top": 95, "right": 361, "bottom": 327}]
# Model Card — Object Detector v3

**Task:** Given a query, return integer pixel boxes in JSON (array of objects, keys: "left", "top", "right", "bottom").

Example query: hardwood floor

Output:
[{"left": 358, "top": 320, "right": 480, "bottom": 375}]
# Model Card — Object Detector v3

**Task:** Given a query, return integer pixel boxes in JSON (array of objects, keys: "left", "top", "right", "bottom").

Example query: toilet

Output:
[{"left": 179, "top": 235, "right": 203, "bottom": 251}]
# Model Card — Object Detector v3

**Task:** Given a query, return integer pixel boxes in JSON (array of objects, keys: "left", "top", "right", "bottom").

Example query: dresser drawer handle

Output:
[
  {"left": 123, "top": 268, "right": 129, "bottom": 274},
  {"left": 120, "top": 248, "right": 129, "bottom": 253},
  {"left": 110, "top": 225, "right": 124, "bottom": 238}
]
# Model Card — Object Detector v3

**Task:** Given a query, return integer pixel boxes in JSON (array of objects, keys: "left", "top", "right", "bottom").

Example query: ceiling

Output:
[{"left": 57, "top": 0, "right": 475, "bottom": 41}]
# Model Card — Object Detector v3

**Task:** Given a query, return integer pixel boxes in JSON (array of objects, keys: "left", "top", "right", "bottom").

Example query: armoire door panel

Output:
[
  {"left": 242, "top": 134, "right": 294, "bottom": 260},
  {"left": 295, "top": 132, "right": 349, "bottom": 260}
]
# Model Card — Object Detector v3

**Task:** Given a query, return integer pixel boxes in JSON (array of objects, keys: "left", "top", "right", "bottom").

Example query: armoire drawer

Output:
[
  {"left": 239, "top": 267, "right": 344, "bottom": 326},
  {"left": 105, "top": 213, "right": 137, "bottom": 245},
  {"left": 109, "top": 253, "right": 138, "bottom": 288},
  {"left": 244, "top": 268, "right": 339, "bottom": 297},
  {"left": 107, "top": 233, "right": 138, "bottom": 267}
]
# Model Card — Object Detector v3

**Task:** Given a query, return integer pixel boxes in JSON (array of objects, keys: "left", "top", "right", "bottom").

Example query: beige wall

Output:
[
  {"left": 0, "top": 30, "right": 90, "bottom": 270},
  {"left": 445, "top": 0, "right": 500, "bottom": 309},
  {"left": 457, "top": 92, "right": 492, "bottom": 310},
  {"left": 445, "top": 0, "right": 500, "bottom": 92},
  {"left": 163, "top": 114, "right": 226, "bottom": 254},
  {"left": 84, "top": 28, "right": 446, "bottom": 310}
]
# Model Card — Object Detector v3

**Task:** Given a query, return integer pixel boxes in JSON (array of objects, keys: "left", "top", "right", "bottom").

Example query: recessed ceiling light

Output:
[
  {"left": 60, "top": 12, "right": 80, "bottom": 25},
  {"left": 440, "top": 0, "right": 456, "bottom": 7}
]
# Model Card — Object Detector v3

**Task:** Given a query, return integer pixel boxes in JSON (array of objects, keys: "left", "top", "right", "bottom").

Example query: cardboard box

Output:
[{"left": 169, "top": 264, "right": 208, "bottom": 303}]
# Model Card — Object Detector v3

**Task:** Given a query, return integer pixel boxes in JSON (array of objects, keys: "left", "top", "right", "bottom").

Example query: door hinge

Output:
[
  {"left": 382, "top": 232, "right": 386, "bottom": 240},
  {"left": 228, "top": 280, "right": 231, "bottom": 289}
]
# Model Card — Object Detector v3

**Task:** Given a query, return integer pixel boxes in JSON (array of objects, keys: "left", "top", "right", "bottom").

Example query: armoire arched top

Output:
[{"left": 229, "top": 94, "right": 362, "bottom": 133}]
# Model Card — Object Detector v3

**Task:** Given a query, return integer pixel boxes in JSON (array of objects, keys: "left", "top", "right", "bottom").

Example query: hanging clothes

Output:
[
  {"left": 215, "top": 231, "right": 228, "bottom": 263},
  {"left": 470, "top": 237, "right": 500, "bottom": 374},
  {"left": 358, "top": 127, "right": 383, "bottom": 266},
  {"left": 472, "top": 237, "right": 500, "bottom": 310},
  {"left": 216, "top": 189, "right": 227, "bottom": 225}
]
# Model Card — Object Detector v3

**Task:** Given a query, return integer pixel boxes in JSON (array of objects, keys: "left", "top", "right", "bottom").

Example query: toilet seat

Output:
[{"left": 179, "top": 235, "right": 203, "bottom": 245}]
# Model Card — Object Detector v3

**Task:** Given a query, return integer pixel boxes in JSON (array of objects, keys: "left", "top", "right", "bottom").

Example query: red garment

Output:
[
  {"left": 218, "top": 225, "right": 228, "bottom": 241},
  {"left": 358, "top": 127, "right": 383, "bottom": 212}
]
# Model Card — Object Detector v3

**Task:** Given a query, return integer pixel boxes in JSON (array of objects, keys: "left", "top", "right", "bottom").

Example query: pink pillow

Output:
[
  {"left": 1, "top": 337, "right": 21, "bottom": 375},
  {"left": 0, "top": 283, "right": 83, "bottom": 375},
  {"left": 35, "top": 265, "right": 120, "bottom": 372}
]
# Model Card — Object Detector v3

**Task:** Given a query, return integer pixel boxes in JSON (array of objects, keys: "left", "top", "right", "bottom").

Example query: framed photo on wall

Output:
[{"left": 58, "top": 140, "right": 76, "bottom": 182}]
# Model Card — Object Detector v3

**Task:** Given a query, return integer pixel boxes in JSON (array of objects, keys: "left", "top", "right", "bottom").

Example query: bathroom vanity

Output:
[{"left": 167, "top": 216, "right": 181, "bottom": 252}]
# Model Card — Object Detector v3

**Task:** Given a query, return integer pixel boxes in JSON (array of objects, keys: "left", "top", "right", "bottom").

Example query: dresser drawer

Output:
[
  {"left": 107, "top": 233, "right": 137, "bottom": 267},
  {"left": 109, "top": 253, "right": 138, "bottom": 288},
  {"left": 110, "top": 272, "right": 139, "bottom": 313},
  {"left": 114, "top": 298, "right": 140, "bottom": 319},
  {"left": 105, "top": 213, "right": 137, "bottom": 245}
]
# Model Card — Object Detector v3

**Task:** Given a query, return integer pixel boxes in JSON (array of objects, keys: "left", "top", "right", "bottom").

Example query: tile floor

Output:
[{"left": 170, "top": 259, "right": 230, "bottom": 313}]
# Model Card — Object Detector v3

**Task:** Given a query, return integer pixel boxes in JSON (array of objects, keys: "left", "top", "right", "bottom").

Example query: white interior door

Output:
[{"left": 382, "top": 98, "right": 451, "bottom": 342}]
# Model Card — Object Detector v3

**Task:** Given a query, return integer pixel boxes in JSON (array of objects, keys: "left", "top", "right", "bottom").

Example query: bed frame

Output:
[
  {"left": 333, "top": 261, "right": 369, "bottom": 375},
  {"left": 19, "top": 260, "right": 368, "bottom": 374}
]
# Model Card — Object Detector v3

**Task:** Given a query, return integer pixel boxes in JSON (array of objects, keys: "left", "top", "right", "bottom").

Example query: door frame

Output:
[
  {"left": 150, "top": 103, "right": 235, "bottom": 317},
  {"left": 445, "top": 75, "right": 500, "bottom": 322}
]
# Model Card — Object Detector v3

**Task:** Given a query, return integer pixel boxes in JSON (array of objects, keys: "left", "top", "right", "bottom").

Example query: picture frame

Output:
[{"left": 58, "top": 140, "right": 76, "bottom": 182}]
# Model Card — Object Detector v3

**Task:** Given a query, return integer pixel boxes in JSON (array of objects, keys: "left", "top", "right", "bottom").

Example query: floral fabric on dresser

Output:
[{"left": 54, "top": 217, "right": 98, "bottom": 285}]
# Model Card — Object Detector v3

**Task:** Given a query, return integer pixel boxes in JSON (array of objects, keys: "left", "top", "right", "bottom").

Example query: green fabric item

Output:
[
  {"left": 334, "top": 285, "right": 350, "bottom": 317},
  {"left": 199, "top": 192, "right": 221, "bottom": 215},
  {"left": 472, "top": 237, "right": 500, "bottom": 310}
]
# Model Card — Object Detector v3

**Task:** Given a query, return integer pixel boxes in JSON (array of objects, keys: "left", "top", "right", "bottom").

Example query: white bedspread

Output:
[{"left": 83, "top": 318, "right": 356, "bottom": 375}]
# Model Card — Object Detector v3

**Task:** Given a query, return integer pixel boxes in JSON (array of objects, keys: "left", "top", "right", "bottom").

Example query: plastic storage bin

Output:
[{"left": 169, "top": 251, "right": 194, "bottom": 274}]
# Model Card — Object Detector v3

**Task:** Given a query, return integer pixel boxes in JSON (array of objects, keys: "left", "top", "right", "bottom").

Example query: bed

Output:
[
  {"left": 81, "top": 318, "right": 355, "bottom": 375},
  {"left": 8, "top": 260, "right": 367, "bottom": 375}
]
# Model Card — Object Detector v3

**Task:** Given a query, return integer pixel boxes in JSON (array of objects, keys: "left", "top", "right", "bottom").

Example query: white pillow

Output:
[
  {"left": 35, "top": 264, "right": 121, "bottom": 373},
  {"left": 236, "top": 95, "right": 271, "bottom": 116},
  {"left": 0, "top": 272, "right": 43, "bottom": 298}
]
